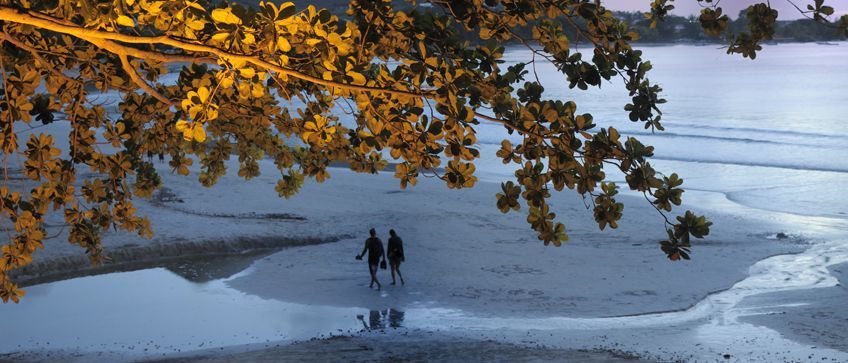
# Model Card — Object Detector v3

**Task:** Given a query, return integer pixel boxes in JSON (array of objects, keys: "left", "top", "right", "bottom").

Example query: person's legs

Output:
[
  {"left": 369, "top": 263, "right": 381, "bottom": 290},
  {"left": 391, "top": 260, "right": 404, "bottom": 285},
  {"left": 390, "top": 260, "right": 397, "bottom": 285},
  {"left": 396, "top": 263, "right": 404, "bottom": 285}
]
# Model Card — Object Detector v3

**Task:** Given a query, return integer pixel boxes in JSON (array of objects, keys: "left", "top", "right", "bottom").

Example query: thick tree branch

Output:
[{"left": 0, "top": 7, "right": 434, "bottom": 99}]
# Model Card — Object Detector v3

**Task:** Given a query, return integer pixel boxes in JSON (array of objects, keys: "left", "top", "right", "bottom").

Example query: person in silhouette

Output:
[
  {"left": 357, "top": 228, "right": 386, "bottom": 290},
  {"left": 387, "top": 229, "right": 405, "bottom": 285}
]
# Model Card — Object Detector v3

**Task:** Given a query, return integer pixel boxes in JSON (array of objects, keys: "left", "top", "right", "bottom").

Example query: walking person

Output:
[
  {"left": 387, "top": 229, "right": 405, "bottom": 286},
  {"left": 357, "top": 228, "right": 386, "bottom": 290}
]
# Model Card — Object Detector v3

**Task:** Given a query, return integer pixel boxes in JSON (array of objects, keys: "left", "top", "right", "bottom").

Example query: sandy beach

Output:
[
  {"left": 2, "top": 42, "right": 847, "bottom": 362},
  {"left": 3, "top": 155, "right": 844, "bottom": 362}
]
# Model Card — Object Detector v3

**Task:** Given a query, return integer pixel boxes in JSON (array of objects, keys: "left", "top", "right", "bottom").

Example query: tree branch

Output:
[
  {"left": 0, "top": 32, "right": 80, "bottom": 86},
  {"left": 117, "top": 53, "right": 174, "bottom": 106},
  {"left": 474, "top": 111, "right": 557, "bottom": 141},
  {"left": 0, "top": 7, "right": 435, "bottom": 99}
]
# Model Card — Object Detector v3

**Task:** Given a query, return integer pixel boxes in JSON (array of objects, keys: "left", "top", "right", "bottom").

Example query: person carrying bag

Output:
[{"left": 356, "top": 228, "right": 387, "bottom": 290}]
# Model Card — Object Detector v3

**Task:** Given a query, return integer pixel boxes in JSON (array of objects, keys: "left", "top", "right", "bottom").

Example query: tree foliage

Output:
[
  {"left": 648, "top": 0, "right": 848, "bottom": 58},
  {"left": 0, "top": 0, "right": 842, "bottom": 303}
]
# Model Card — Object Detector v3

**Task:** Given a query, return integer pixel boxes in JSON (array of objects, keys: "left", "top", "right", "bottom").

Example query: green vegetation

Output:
[
  {"left": 235, "top": 1, "right": 847, "bottom": 44},
  {"left": 619, "top": 11, "right": 846, "bottom": 43}
]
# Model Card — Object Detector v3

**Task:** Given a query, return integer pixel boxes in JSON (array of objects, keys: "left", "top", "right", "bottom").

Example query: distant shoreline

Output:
[{"left": 504, "top": 39, "right": 846, "bottom": 48}]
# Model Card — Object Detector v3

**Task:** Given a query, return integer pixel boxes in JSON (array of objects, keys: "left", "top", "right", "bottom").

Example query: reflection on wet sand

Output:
[{"left": 357, "top": 309, "right": 405, "bottom": 330}]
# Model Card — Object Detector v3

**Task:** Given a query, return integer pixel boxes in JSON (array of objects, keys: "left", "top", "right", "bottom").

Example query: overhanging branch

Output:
[{"left": 0, "top": 7, "right": 434, "bottom": 99}]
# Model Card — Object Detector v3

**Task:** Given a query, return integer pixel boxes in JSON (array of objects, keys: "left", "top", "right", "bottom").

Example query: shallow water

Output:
[
  {"left": 0, "top": 266, "right": 382, "bottom": 357},
  {"left": 479, "top": 43, "right": 848, "bottom": 218},
  {"left": 20, "top": 251, "right": 277, "bottom": 287}
]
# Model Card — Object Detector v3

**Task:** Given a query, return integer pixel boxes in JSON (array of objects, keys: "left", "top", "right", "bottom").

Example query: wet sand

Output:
[
  {"left": 3, "top": 160, "right": 834, "bottom": 362},
  {"left": 739, "top": 262, "right": 848, "bottom": 352},
  {"left": 148, "top": 331, "right": 649, "bottom": 363},
  {"left": 222, "top": 168, "right": 807, "bottom": 319}
]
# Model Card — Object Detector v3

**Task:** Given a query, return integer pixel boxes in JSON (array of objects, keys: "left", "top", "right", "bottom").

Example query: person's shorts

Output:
[{"left": 389, "top": 258, "right": 402, "bottom": 267}]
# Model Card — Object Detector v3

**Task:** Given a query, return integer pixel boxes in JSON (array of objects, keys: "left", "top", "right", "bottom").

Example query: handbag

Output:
[{"left": 380, "top": 260, "right": 387, "bottom": 269}]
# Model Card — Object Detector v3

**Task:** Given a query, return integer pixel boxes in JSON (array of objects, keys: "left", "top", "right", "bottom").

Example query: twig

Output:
[{"left": 118, "top": 54, "right": 174, "bottom": 106}]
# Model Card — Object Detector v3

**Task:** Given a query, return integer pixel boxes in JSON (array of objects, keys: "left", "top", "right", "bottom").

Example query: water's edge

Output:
[{"left": 12, "top": 235, "right": 349, "bottom": 287}]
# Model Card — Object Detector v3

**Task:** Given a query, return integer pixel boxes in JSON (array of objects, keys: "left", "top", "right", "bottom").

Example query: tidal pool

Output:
[{"left": 0, "top": 258, "right": 402, "bottom": 358}]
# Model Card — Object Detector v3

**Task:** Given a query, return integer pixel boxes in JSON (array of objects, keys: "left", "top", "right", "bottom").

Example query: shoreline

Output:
[
  {"left": 737, "top": 261, "right": 848, "bottom": 353},
  {"left": 11, "top": 234, "right": 348, "bottom": 287}
]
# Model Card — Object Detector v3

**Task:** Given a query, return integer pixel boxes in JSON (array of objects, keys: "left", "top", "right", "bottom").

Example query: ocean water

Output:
[
  {"left": 474, "top": 42, "right": 848, "bottom": 219},
  {"left": 152, "top": 43, "right": 847, "bottom": 218}
]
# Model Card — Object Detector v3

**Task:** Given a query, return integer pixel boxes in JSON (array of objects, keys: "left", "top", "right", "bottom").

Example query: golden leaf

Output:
[
  {"left": 211, "top": 32, "right": 230, "bottom": 42},
  {"left": 186, "top": 18, "right": 205, "bottom": 30},
  {"left": 116, "top": 15, "right": 135, "bottom": 27},
  {"left": 277, "top": 37, "right": 291, "bottom": 52},
  {"left": 348, "top": 71, "right": 366, "bottom": 86},
  {"left": 239, "top": 68, "right": 256, "bottom": 79},
  {"left": 191, "top": 124, "right": 207, "bottom": 142},
  {"left": 211, "top": 8, "right": 241, "bottom": 25},
  {"left": 175, "top": 120, "right": 189, "bottom": 132}
]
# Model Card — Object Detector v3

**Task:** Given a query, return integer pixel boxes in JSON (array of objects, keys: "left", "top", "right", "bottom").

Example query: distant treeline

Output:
[
  {"left": 234, "top": 1, "right": 845, "bottom": 43},
  {"left": 615, "top": 11, "right": 845, "bottom": 43}
]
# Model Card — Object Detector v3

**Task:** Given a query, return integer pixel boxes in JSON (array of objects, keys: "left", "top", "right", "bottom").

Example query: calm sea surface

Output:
[{"left": 476, "top": 42, "right": 848, "bottom": 219}]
